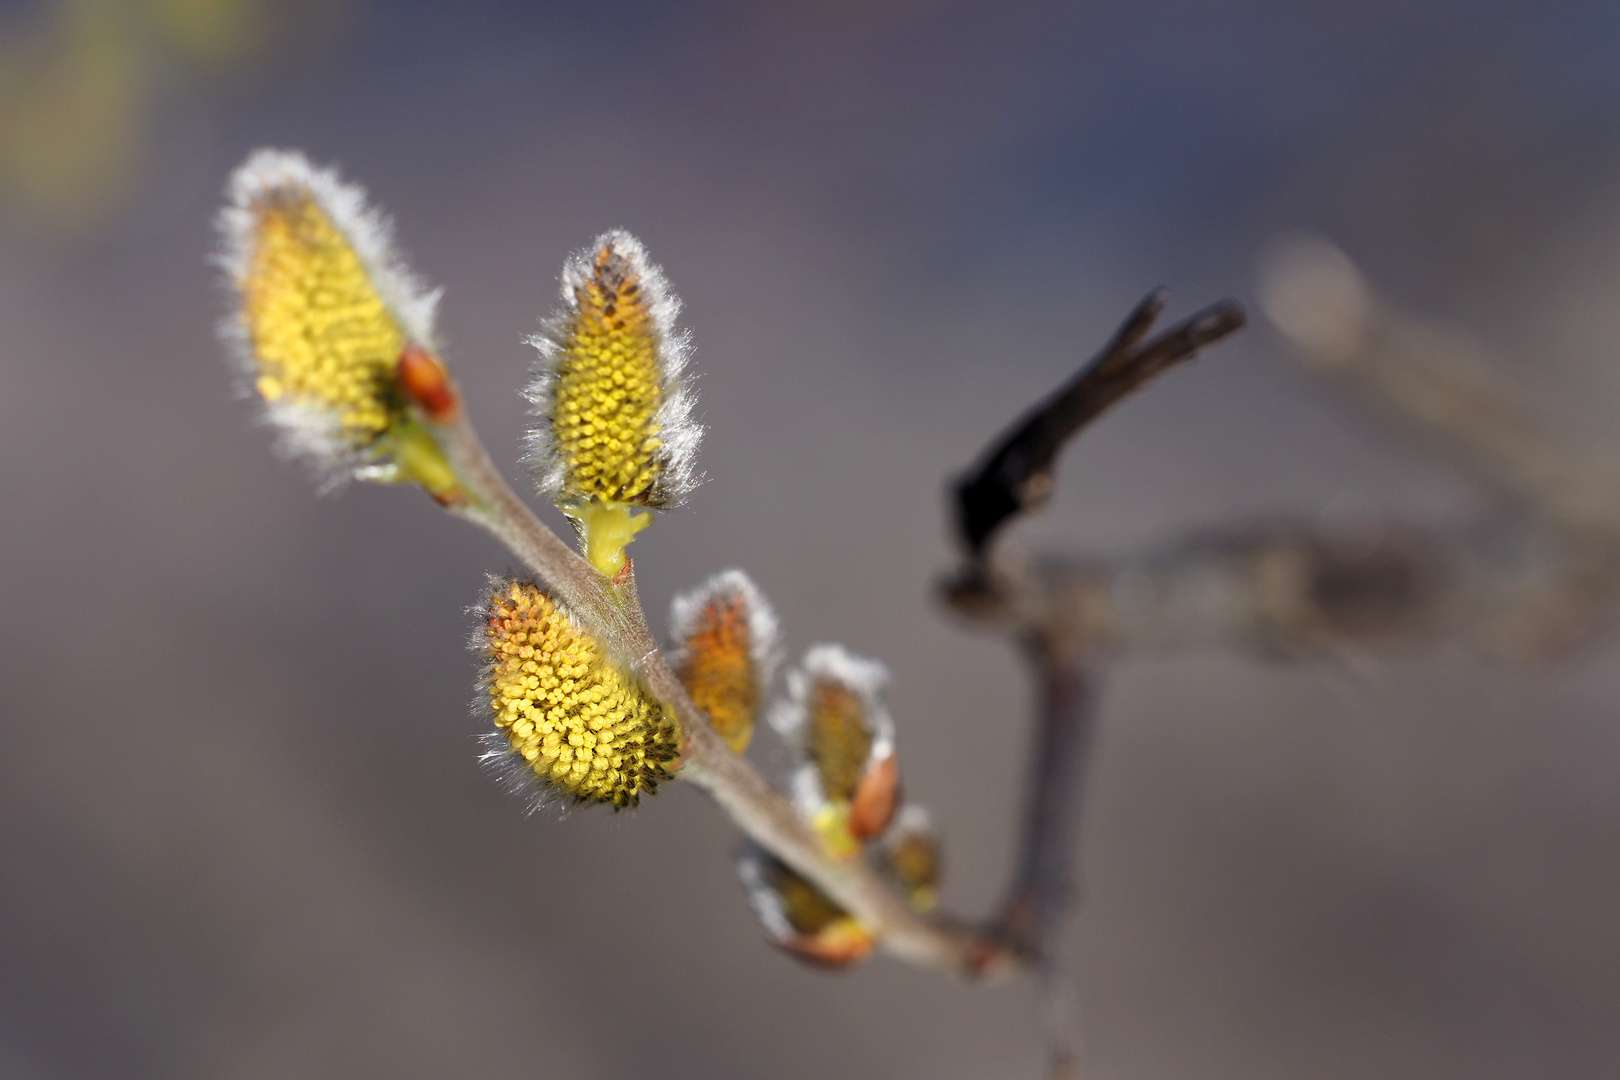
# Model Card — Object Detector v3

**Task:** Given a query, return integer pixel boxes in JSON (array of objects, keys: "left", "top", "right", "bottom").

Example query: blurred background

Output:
[{"left": 2, "top": 1, "right": 1619, "bottom": 1077}]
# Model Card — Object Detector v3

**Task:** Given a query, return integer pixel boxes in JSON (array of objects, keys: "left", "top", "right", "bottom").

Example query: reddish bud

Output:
[
  {"left": 847, "top": 754, "right": 900, "bottom": 841},
  {"left": 774, "top": 927, "right": 875, "bottom": 969},
  {"left": 397, "top": 343, "right": 457, "bottom": 420}
]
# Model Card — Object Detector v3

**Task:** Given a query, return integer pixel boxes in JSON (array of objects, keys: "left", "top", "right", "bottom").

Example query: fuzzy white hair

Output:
[
  {"left": 883, "top": 803, "right": 935, "bottom": 846},
  {"left": 522, "top": 229, "right": 701, "bottom": 506},
  {"left": 734, "top": 843, "right": 796, "bottom": 944}
]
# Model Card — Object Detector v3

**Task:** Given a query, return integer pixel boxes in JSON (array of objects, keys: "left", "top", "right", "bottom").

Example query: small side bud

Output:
[
  {"left": 736, "top": 846, "right": 874, "bottom": 968},
  {"left": 477, "top": 578, "right": 680, "bottom": 808},
  {"left": 847, "top": 753, "right": 900, "bottom": 841},
  {"left": 771, "top": 644, "right": 896, "bottom": 804},
  {"left": 879, "top": 806, "right": 941, "bottom": 913},
  {"left": 524, "top": 230, "right": 700, "bottom": 576},
  {"left": 668, "top": 569, "right": 781, "bottom": 754},
  {"left": 397, "top": 343, "right": 457, "bottom": 421},
  {"left": 217, "top": 149, "right": 458, "bottom": 496}
]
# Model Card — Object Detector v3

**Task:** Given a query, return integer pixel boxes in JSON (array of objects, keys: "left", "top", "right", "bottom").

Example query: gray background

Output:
[{"left": 1, "top": 1, "right": 1618, "bottom": 1077}]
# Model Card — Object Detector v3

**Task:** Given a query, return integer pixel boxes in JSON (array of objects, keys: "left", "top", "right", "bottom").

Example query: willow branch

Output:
[
  {"left": 439, "top": 411, "right": 625, "bottom": 636},
  {"left": 947, "top": 292, "right": 1246, "bottom": 952},
  {"left": 436, "top": 407, "right": 1012, "bottom": 978}
]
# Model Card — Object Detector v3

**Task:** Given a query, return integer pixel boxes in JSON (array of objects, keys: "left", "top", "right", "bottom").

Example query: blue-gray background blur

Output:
[{"left": 2, "top": 1, "right": 1619, "bottom": 1077}]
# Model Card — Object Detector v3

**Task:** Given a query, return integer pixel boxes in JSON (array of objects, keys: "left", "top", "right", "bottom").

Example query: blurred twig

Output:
[
  {"left": 957, "top": 518, "right": 1620, "bottom": 664},
  {"left": 1008, "top": 640, "right": 1093, "bottom": 1080},
  {"left": 939, "top": 241, "right": 1620, "bottom": 1075},
  {"left": 998, "top": 641, "right": 1094, "bottom": 960},
  {"left": 1260, "top": 234, "right": 1620, "bottom": 535},
  {"left": 1253, "top": 235, "right": 1620, "bottom": 657},
  {"left": 943, "top": 292, "right": 1248, "bottom": 1076}
]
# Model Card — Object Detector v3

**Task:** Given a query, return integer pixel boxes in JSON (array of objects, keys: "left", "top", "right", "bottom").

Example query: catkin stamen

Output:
[
  {"left": 482, "top": 580, "right": 678, "bottom": 807},
  {"left": 552, "top": 246, "right": 665, "bottom": 504},
  {"left": 679, "top": 595, "right": 759, "bottom": 751},
  {"left": 242, "top": 189, "right": 405, "bottom": 443},
  {"left": 807, "top": 679, "right": 874, "bottom": 803}
]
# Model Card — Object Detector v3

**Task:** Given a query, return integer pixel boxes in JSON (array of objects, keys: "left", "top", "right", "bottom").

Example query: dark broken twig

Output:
[{"left": 953, "top": 291, "right": 1247, "bottom": 557}]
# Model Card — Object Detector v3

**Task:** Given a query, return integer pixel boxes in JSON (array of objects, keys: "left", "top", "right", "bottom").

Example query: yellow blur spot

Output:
[
  {"left": 552, "top": 242, "right": 666, "bottom": 504},
  {"left": 885, "top": 830, "right": 940, "bottom": 913},
  {"left": 0, "top": 2, "right": 141, "bottom": 235},
  {"left": 809, "top": 802, "right": 860, "bottom": 859},
  {"left": 146, "top": 0, "right": 267, "bottom": 67},
  {"left": 241, "top": 185, "right": 403, "bottom": 444},
  {"left": 482, "top": 579, "right": 678, "bottom": 807},
  {"left": 676, "top": 592, "right": 759, "bottom": 753}
]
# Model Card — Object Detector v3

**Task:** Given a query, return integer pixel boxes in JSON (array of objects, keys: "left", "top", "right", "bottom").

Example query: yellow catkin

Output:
[
  {"left": 551, "top": 243, "right": 665, "bottom": 504},
  {"left": 241, "top": 188, "right": 404, "bottom": 443},
  {"left": 754, "top": 854, "right": 874, "bottom": 965},
  {"left": 482, "top": 580, "right": 678, "bottom": 807},
  {"left": 766, "top": 857, "right": 852, "bottom": 937},
  {"left": 807, "top": 679, "right": 874, "bottom": 803},
  {"left": 677, "top": 593, "right": 758, "bottom": 753}
]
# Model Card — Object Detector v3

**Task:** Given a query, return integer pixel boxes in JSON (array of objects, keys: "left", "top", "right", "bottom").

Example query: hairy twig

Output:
[
  {"left": 440, "top": 294, "right": 1258, "bottom": 990},
  {"left": 440, "top": 406, "right": 1012, "bottom": 976}
]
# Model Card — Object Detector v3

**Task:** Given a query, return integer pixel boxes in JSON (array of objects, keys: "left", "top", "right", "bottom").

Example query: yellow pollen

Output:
[
  {"left": 481, "top": 580, "right": 677, "bottom": 807},
  {"left": 809, "top": 801, "right": 861, "bottom": 859},
  {"left": 551, "top": 244, "right": 665, "bottom": 504},
  {"left": 806, "top": 678, "right": 873, "bottom": 803},
  {"left": 241, "top": 188, "right": 404, "bottom": 443},
  {"left": 677, "top": 595, "right": 758, "bottom": 753}
]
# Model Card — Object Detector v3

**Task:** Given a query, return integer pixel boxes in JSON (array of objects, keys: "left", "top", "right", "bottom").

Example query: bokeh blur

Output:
[{"left": 2, "top": 1, "right": 1619, "bottom": 1077}]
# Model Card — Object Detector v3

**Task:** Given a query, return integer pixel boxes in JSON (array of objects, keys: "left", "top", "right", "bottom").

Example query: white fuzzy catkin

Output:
[
  {"left": 769, "top": 644, "right": 895, "bottom": 754},
  {"left": 668, "top": 569, "right": 782, "bottom": 689},
  {"left": 522, "top": 229, "right": 701, "bottom": 507},
  {"left": 215, "top": 148, "right": 442, "bottom": 486},
  {"left": 770, "top": 644, "right": 897, "bottom": 813}
]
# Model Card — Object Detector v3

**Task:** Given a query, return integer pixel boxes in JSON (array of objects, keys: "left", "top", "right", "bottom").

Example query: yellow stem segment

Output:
[
  {"left": 574, "top": 499, "right": 652, "bottom": 578},
  {"left": 384, "top": 420, "right": 463, "bottom": 502}
]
